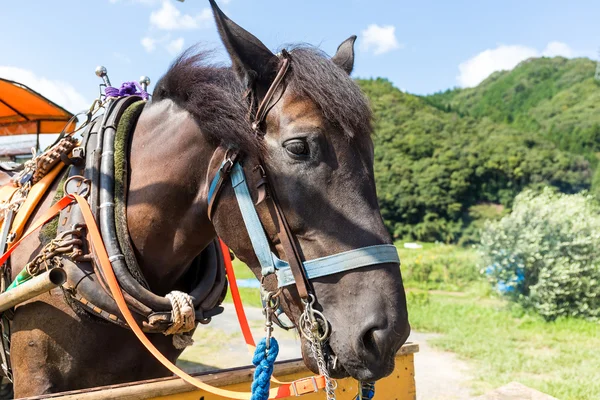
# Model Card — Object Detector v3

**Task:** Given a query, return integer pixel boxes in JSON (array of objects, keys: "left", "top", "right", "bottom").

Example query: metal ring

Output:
[
  {"left": 63, "top": 175, "right": 91, "bottom": 198},
  {"left": 302, "top": 293, "right": 316, "bottom": 307},
  {"left": 266, "top": 289, "right": 282, "bottom": 309},
  {"left": 299, "top": 307, "right": 330, "bottom": 342}
]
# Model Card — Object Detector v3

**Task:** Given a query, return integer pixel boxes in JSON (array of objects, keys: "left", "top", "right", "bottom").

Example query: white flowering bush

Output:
[{"left": 480, "top": 188, "right": 600, "bottom": 320}]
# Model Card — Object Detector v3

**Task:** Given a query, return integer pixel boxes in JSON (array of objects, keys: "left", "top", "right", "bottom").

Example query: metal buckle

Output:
[
  {"left": 221, "top": 158, "right": 234, "bottom": 174},
  {"left": 63, "top": 175, "right": 91, "bottom": 198},
  {"left": 290, "top": 376, "right": 319, "bottom": 396}
]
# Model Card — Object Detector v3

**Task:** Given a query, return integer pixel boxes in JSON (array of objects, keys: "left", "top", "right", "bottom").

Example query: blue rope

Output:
[
  {"left": 251, "top": 337, "right": 279, "bottom": 400},
  {"left": 356, "top": 381, "right": 376, "bottom": 399}
]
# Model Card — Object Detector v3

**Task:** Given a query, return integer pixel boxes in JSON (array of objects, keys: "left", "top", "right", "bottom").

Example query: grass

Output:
[
  {"left": 223, "top": 257, "right": 262, "bottom": 307},
  {"left": 223, "top": 243, "right": 600, "bottom": 399},
  {"left": 408, "top": 291, "right": 600, "bottom": 400}
]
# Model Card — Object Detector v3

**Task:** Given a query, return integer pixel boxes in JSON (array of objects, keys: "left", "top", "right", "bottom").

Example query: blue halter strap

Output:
[{"left": 208, "top": 160, "right": 400, "bottom": 287}]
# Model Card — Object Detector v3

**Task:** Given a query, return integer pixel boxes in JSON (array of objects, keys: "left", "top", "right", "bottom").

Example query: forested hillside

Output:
[
  {"left": 359, "top": 65, "right": 594, "bottom": 243},
  {"left": 425, "top": 57, "right": 600, "bottom": 160}
]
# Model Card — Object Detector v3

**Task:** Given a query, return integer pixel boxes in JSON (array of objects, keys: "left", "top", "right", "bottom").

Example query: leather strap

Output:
[
  {"left": 273, "top": 245, "right": 400, "bottom": 288},
  {"left": 210, "top": 161, "right": 400, "bottom": 297},
  {"left": 229, "top": 164, "right": 276, "bottom": 276},
  {"left": 265, "top": 188, "right": 311, "bottom": 300},
  {"left": 252, "top": 53, "right": 291, "bottom": 132}
]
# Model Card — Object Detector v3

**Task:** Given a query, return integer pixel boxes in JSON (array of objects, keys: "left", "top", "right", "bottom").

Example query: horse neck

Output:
[{"left": 125, "top": 102, "right": 217, "bottom": 295}]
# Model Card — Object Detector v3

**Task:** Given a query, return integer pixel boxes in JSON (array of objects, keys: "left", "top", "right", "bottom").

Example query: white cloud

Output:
[
  {"left": 166, "top": 37, "right": 185, "bottom": 55},
  {"left": 457, "top": 45, "right": 538, "bottom": 87},
  {"left": 141, "top": 37, "right": 156, "bottom": 53},
  {"left": 0, "top": 66, "right": 89, "bottom": 113},
  {"left": 457, "top": 42, "right": 584, "bottom": 87},
  {"left": 542, "top": 41, "right": 576, "bottom": 58},
  {"left": 360, "top": 24, "right": 402, "bottom": 55},
  {"left": 150, "top": 1, "right": 211, "bottom": 30}
]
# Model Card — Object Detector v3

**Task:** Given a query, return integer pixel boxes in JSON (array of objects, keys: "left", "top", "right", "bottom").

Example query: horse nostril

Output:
[
  {"left": 358, "top": 318, "right": 387, "bottom": 359},
  {"left": 361, "top": 327, "right": 379, "bottom": 356}
]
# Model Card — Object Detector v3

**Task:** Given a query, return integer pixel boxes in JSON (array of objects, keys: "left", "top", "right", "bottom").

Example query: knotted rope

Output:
[
  {"left": 165, "top": 291, "right": 196, "bottom": 349},
  {"left": 250, "top": 337, "right": 279, "bottom": 400},
  {"left": 105, "top": 81, "right": 149, "bottom": 100}
]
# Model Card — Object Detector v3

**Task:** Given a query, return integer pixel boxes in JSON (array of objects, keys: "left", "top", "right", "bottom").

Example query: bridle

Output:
[
  {"left": 207, "top": 50, "right": 399, "bottom": 400},
  {"left": 207, "top": 50, "right": 399, "bottom": 304}
]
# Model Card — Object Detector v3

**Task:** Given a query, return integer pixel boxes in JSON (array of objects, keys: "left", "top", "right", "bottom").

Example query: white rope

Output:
[{"left": 165, "top": 291, "right": 196, "bottom": 349}]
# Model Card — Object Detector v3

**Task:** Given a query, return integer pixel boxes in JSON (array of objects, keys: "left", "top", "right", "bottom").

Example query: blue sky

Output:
[{"left": 0, "top": 0, "right": 598, "bottom": 116}]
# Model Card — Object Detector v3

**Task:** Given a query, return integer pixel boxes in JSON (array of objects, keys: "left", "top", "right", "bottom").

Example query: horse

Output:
[{"left": 7, "top": 1, "right": 409, "bottom": 396}]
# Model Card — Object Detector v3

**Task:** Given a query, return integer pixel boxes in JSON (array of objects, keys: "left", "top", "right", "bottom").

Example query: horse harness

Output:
[
  {"left": 0, "top": 95, "right": 228, "bottom": 381},
  {"left": 0, "top": 54, "right": 400, "bottom": 399}
]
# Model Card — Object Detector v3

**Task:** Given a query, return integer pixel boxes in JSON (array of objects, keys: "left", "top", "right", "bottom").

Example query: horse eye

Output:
[{"left": 284, "top": 139, "right": 309, "bottom": 156}]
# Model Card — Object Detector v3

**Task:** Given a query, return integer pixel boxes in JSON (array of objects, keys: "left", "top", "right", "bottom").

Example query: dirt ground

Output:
[{"left": 178, "top": 305, "right": 476, "bottom": 399}]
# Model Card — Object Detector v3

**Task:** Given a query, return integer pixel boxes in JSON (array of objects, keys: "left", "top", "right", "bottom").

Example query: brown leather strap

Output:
[
  {"left": 252, "top": 52, "right": 291, "bottom": 132},
  {"left": 264, "top": 175, "right": 312, "bottom": 300}
]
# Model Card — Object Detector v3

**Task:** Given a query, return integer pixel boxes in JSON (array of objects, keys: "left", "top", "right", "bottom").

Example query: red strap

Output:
[
  {"left": 220, "top": 240, "right": 303, "bottom": 386},
  {"left": 219, "top": 240, "right": 256, "bottom": 349}
]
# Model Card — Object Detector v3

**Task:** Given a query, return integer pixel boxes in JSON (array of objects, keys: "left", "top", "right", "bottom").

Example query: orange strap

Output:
[
  {"left": 0, "top": 196, "right": 73, "bottom": 267},
  {"left": 9, "top": 162, "right": 66, "bottom": 245},
  {"left": 0, "top": 194, "right": 326, "bottom": 398}
]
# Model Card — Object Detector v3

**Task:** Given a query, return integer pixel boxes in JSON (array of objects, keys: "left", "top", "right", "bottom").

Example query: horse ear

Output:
[
  {"left": 331, "top": 35, "right": 357, "bottom": 75},
  {"left": 209, "top": 0, "right": 277, "bottom": 92}
]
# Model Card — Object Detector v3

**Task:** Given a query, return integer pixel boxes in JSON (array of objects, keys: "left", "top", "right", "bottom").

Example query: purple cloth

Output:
[{"left": 105, "top": 81, "right": 149, "bottom": 100}]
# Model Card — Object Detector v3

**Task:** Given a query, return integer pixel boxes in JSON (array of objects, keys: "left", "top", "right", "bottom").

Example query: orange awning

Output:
[{"left": 0, "top": 78, "right": 76, "bottom": 136}]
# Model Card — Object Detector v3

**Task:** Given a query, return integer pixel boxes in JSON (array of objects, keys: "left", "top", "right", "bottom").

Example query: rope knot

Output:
[
  {"left": 251, "top": 337, "right": 279, "bottom": 400},
  {"left": 165, "top": 291, "right": 196, "bottom": 349}
]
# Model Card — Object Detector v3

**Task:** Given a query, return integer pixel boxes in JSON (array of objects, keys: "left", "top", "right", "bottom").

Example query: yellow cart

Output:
[{"left": 23, "top": 343, "right": 418, "bottom": 400}]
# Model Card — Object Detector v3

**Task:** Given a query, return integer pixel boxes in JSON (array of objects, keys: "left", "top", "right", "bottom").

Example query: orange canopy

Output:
[{"left": 0, "top": 78, "right": 76, "bottom": 136}]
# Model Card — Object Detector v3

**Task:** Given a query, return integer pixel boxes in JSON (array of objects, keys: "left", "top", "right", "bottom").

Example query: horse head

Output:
[{"left": 205, "top": 1, "right": 410, "bottom": 381}]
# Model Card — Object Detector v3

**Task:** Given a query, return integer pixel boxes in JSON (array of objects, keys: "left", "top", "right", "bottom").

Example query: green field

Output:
[{"left": 224, "top": 244, "right": 600, "bottom": 399}]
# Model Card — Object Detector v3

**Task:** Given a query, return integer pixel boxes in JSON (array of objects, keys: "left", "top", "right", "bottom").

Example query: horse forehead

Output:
[{"left": 277, "top": 94, "right": 325, "bottom": 129}]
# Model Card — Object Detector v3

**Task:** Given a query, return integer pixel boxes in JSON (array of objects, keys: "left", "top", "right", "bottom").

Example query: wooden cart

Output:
[{"left": 23, "top": 343, "right": 418, "bottom": 400}]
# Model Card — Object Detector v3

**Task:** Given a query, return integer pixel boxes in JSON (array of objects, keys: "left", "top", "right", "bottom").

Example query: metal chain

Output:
[
  {"left": 25, "top": 228, "right": 84, "bottom": 277},
  {"left": 300, "top": 295, "right": 337, "bottom": 400}
]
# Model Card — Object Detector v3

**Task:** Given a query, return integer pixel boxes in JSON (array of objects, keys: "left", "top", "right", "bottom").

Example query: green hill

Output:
[
  {"left": 360, "top": 76, "right": 592, "bottom": 243},
  {"left": 425, "top": 57, "right": 600, "bottom": 159}
]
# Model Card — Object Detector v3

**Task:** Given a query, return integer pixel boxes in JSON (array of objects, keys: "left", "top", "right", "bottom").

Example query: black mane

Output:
[
  {"left": 286, "top": 46, "right": 373, "bottom": 139},
  {"left": 152, "top": 49, "right": 260, "bottom": 155},
  {"left": 153, "top": 46, "right": 372, "bottom": 155}
]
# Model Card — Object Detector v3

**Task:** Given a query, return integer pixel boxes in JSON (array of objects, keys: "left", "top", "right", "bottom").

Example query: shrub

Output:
[
  {"left": 480, "top": 188, "right": 600, "bottom": 320},
  {"left": 399, "top": 243, "right": 482, "bottom": 291}
]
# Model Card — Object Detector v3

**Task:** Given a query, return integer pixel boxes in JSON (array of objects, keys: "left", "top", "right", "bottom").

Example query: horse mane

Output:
[
  {"left": 286, "top": 46, "right": 373, "bottom": 139},
  {"left": 152, "top": 48, "right": 261, "bottom": 155},
  {"left": 152, "top": 45, "right": 372, "bottom": 156}
]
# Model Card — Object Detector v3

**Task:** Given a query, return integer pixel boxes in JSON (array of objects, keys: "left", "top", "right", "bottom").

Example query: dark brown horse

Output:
[{"left": 8, "top": 1, "right": 409, "bottom": 396}]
